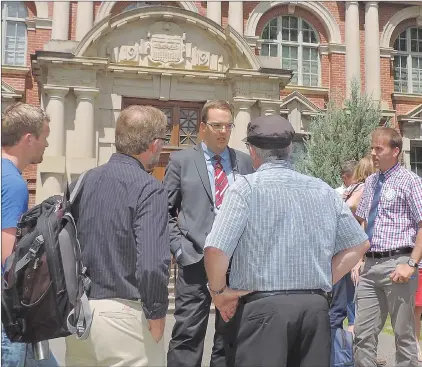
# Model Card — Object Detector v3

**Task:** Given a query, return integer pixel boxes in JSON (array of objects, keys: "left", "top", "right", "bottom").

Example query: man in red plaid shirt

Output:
[{"left": 354, "top": 127, "right": 422, "bottom": 367}]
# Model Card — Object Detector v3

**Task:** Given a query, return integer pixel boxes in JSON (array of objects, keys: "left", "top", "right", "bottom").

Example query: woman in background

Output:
[{"left": 342, "top": 155, "right": 376, "bottom": 334}]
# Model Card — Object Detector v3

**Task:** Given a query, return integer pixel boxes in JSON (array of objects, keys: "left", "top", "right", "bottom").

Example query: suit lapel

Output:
[{"left": 193, "top": 144, "right": 213, "bottom": 202}]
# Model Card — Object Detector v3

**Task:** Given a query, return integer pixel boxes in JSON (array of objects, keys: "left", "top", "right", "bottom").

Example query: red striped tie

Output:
[{"left": 214, "top": 155, "right": 229, "bottom": 209}]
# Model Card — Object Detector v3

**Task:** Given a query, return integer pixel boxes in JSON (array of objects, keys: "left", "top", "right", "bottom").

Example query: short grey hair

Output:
[
  {"left": 340, "top": 160, "right": 358, "bottom": 176},
  {"left": 2, "top": 102, "right": 50, "bottom": 147},
  {"left": 252, "top": 144, "right": 292, "bottom": 162},
  {"left": 115, "top": 105, "right": 167, "bottom": 155}
]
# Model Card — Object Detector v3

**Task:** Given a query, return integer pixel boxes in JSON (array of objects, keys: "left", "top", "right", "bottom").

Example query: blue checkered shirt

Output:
[
  {"left": 356, "top": 163, "right": 422, "bottom": 252},
  {"left": 205, "top": 161, "right": 368, "bottom": 292}
]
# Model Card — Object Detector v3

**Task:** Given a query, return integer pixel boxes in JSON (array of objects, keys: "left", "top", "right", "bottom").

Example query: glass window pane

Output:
[
  {"left": 303, "top": 61, "right": 310, "bottom": 73},
  {"left": 311, "top": 32, "right": 317, "bottom": 44},
  {"left": 411, "top": 40, "right": 418, "bottom": 52},
  {"left": 303, "top": 47, "right": 309, "bottom": 59},
  {"left": 270, "top": 44, "right": 278, "bottom": 57},
  {"left": 303, "top": 74, "right": 311, "bottom": 86},
  {"left": 282, "top": 17, "right": 289, "bottom": 28},
  {"left": 413, "top": 57, "right": 419, "bottom": 69},
  {"left": 311, "top": 75, "right": 318, "bottom": 86},
  {"left": 303, "top": 31, "right": 310, "bottom": 43},
  {"left": 419, "top": 29, "right": 422, "bottom": 40},
  {"left": 311, "top": 48, "right": 318, "bottom": 60},
  {"left": 270, "top": 18, "right": 277, "bottom": 27},
  {"left": 290, "top": 29, "right": 298, "bottom": 42},
  {"left": 311, "top": 63, "right": 318, "bottom": 74},
  {"left": 270, "top": 26, "right": 277, "bottom": 40},
  {"left": 291, "top": 46, "right": 298, "bottom": 59},
  {"left": 261, "top": 44, "right": 269, "bottom": 56},
  {"left": 282, "top": 46, "right": 289, "bottom": 58},
  {"left": 419, "top": 41, "right": 422, "bottom": 53},
  {"left": 394, "top": 38, "right": 399, "bottom": 50},
  {"left": 411, "top": 28, "right": 418, "bottom": 40},
  {"left": 282, "top": 28, "right": 289, "bottom": 41},
  {"left": 400, "top": 39, "right": 406, "bottom": 52},
  {"left": 262, "top": 25, "right": 269, "bottom": 39},
  {"left": 290, "top": 17, "right": 298, "bottom": 29},
  {"left": 7, "top": 2, "right": 27, "bottom": 18},
  {"left": 303, "top": 21, "right": 310, "bottom": 30}
]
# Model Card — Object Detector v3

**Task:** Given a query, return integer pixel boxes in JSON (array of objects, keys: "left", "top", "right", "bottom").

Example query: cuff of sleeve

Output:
[{"left": 141, "top": 301, "right": 169, "bottom": 320}]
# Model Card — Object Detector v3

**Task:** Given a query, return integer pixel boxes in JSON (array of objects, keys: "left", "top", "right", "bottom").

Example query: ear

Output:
[{"left": 393, "top": 147, "right": 400, "bottom": 158}]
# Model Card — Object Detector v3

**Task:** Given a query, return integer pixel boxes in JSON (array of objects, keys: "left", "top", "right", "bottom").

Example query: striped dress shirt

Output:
[
  {"left": 73, "top": 153, "right": 170, "bottom": 319},
  {"left": 356, "top": 163, "right": 422, "bottom": 252},
  {"left": 205, "top": 161, "right": 368, "bottom": 292}
]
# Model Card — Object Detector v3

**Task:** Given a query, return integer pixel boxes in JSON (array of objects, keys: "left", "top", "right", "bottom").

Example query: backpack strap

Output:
[{"left": 69, "top": 171, "right": 89, "bottom": 205}]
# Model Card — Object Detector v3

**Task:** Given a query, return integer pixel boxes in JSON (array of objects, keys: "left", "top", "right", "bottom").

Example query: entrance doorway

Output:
[{"left": 122, "top": 98, "right": 204, "bottom": 180}]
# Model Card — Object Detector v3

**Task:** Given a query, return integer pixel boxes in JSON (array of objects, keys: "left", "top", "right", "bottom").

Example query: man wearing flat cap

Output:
[{"left": 204, "top": 115, "right": 370, "bottom": 366}]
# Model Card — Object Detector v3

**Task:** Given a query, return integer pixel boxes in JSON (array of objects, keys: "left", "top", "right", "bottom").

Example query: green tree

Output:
[{"left": 295, "top": 79, "right": 382, "bottom": 188}]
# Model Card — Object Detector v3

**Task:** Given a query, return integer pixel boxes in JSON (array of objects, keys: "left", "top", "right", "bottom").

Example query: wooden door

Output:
[{"left": 122, "top": 98, "right": 204, "bottom": 181}]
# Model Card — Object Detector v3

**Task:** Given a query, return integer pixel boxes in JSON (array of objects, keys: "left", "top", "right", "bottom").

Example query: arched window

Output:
[
  {"left": 1, "top": 2, "right": 27, "bottom": 66},
  {"left": 260, "top": 16, "right": 319, "bottom": 87},
  {"left": 393, "top": 27, "right": 422, "bottom": 94}
]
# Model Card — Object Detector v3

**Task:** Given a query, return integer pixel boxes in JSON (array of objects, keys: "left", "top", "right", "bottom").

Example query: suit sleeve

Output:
[{"left": 163, "top": 153, "right": 183, "bottom": 256}]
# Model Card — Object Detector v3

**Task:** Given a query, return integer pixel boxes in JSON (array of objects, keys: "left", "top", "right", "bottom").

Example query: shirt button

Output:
[{"left": 210, "top": 207, "right": 214, "bottom": 212}]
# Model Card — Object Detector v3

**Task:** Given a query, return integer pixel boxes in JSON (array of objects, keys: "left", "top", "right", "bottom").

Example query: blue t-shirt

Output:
[{"left": 1, "top": 158, "right": 29, "bottom": 230}]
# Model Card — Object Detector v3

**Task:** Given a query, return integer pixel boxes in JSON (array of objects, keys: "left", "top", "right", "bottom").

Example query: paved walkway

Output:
[{"left": 50, "top": 314, "right": 420, "bottom": 366}]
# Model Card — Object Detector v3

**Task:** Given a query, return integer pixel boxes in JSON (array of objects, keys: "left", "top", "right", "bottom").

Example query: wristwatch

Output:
[
  {"left": 207, "top": 284, "right": 227, "bottom": 296},
  {"left": 407, "top": 259, "right": 419, "bottom": 268}
]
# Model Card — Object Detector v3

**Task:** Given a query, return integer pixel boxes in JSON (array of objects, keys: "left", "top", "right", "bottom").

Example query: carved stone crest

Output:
[{"left": 147, "top": 22, "right": 186, "bottom": 66}]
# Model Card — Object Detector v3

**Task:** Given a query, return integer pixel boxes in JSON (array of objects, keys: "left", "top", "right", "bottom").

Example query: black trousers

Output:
[
  {"left": 167, "top": 259, "right": 227, "bottom": 367},
  {"left": 225, "top": 292, "right": 331, "bottom": 367}
]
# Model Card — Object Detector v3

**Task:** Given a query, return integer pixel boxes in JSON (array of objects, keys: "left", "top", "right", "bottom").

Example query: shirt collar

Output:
[
  {"left": 257, "top": 160, "right": 293, "bottom": 172},
  {"left": 380, "top": 162, "right": 400, "bottom": 180},
  {"left": 1, "top": 157, "right": 22, "bottom": 175},
  {"left": 109, "top": 153, "right": 146, "bottom": 171},
  {"left": 201, "top": 142, "right": 230, "bottom": 163}
]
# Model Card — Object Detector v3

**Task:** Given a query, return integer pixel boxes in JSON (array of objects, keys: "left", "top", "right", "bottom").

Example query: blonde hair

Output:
[
  {"left": 115, "top": 105, "right": 167, "bottom": 155},
  {"left": 352, "top": 155, "right": 375, "bottom": 184},
  {"left": 2, "top": 102, "right": 49, "bottom": 147}
]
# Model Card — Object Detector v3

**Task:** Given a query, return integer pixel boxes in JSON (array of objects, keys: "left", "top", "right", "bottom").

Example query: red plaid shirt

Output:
[{"left": 356, "top": 163, "right": 422, "bottom": 252}]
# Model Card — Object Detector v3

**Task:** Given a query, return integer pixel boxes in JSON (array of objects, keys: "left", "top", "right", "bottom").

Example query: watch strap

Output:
[{"left": 208, "top": 284, "right": 227, "bottom": 296}]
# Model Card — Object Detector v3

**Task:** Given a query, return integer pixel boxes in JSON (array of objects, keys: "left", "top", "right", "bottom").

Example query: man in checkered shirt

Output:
[{"left": 354, "top": 127, "right": 422, "bottom": 367}]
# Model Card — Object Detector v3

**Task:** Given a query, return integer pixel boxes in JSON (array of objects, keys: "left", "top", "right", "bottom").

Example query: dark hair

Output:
[
  {"left": 201, "top": 100, "right": 233, "bottom": 123},
  {"left": 371, "top": 127, "right": 403, "bottom": 153}
]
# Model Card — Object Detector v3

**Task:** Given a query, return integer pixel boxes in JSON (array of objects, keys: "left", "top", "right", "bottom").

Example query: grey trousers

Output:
[{"left": 354, "top": 254, "right": 419, "bottom": 367}]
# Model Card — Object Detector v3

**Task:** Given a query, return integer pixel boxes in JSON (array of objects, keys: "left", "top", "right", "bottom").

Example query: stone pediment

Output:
[
  {"left": 1, "top": 81, "right": 24, "bottom": 99},
  {"left": 108, "top": 21, "right": 224, "bottom": 71},
  {"left": 398, "top": 104, "right": 422, "bottom": 123},
  {"left": 280, "top": 91, "right": 323, "bottom": 115}
]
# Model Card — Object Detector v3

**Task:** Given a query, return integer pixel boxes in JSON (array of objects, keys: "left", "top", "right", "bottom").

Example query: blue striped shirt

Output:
[{"left": 205, "top": 161, "right": 368, "bottom": 292}]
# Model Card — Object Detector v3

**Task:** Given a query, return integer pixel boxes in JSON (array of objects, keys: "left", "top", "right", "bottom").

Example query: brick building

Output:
[{"left": 1, "top": 1, "right": 422, "bottom": 206}]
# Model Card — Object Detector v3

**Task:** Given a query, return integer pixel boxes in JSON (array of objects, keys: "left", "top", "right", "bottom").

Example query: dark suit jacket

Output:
[{"left": 163, "top": 144, "right": 254, "bottom": 266}]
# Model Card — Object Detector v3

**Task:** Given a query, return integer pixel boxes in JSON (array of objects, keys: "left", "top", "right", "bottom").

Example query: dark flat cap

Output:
[{"left": 243, "top": 115, "right": 295, "bottom": 149}]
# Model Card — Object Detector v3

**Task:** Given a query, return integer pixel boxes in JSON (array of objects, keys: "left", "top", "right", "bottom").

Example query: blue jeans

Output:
[
  {"left": 2, "top": 327, "right": 59, "bottom": 367},
  {"left": 329, "top": 273, "right": 355, "bottom": 329}
]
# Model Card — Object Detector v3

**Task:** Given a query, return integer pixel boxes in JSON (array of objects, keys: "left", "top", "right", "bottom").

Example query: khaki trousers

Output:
[
  {"left": 354, "top": 254, "right": 419, "bottom": 367},
  {"left": 65, "top": 299, "right": 165, "bottom": 367}
]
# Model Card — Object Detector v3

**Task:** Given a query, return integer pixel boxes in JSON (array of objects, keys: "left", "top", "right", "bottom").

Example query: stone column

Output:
[
  {"left": 38, "top": 86, "right": 68, "bottom": 199},
  {"left": 345, "top": 1, "right": 361, "bottom": 97},
  {"left": 207, "top": 1, "right": 221, "bottom": 26},
  {"left": 52, "top": 1, "right": 70, "bottom": 40},
  {"left": 230, "top": 98, "right": 255, "bottom": 153},
  {"left": 259, "top": 100, "right": 281, "bottom": 116},
  {"left": 228, "top": 1, "right": 243, "bottom": 35},
  {"left": 76, "top": 1, "right": 94, "bottom": 41},
  {"left": 365, "top": 2, "right": 381, "bottom": 101},
  {"left": 74, "top": 88, "right": 99, "bottom": 158}
]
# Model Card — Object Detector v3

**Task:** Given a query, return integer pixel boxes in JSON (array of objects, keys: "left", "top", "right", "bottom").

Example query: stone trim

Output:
[
  {"left": 392, "top": 93, "right": 422, "bottom": 103},
  {"left": 33, "top": 2, "right": 48, "bottom": 19},
  {"left": 283, "top": 85, "right": 329, "bottom": 97},
  {"left": 244, "top": 1, "right": 342, "bottom": 44},
  {"left": 2, "top": 65, "right": 30, "bottom": 75},
  {"left": 380, "top": 5, "right": 422, "bottom": 48},
  {"left": 95, "top": 1, "right": 198, "bottom": 23}
]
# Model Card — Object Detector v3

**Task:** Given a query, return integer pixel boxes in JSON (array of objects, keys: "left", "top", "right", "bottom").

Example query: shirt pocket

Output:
[{"left": 380, "top": 187, "right": 405, "bottom": 216}]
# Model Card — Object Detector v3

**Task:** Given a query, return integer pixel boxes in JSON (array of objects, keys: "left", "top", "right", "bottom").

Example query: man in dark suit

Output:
[{"left": 165, "top": 100, "right": 254, "bottom": 367}]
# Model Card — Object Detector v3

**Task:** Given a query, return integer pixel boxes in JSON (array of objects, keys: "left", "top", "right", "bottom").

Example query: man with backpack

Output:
[
  {"left": 1, "top": 102, "right": 58, "bottom": 367},
  {"left": 65, "top": 105, "right": 171, "bottom": 366}
]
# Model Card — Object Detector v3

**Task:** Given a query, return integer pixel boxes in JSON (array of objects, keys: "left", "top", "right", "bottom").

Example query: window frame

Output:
[
  {"left": 260, "top": 16, "right": 321, "bottom": 87},
  {"left": 1, "top": 2, "right": 27, "bottom": 67},
  {"left": 393, "top": 27, "right": 422, "bottom": 94},
  {"left": 410, "top": 142, "right": 422, "bottom": 177}
]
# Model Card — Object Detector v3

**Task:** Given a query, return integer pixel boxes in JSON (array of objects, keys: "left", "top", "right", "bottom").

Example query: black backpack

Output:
[{"left": 2, "top": 172, "right": 92, "bottom": 343}]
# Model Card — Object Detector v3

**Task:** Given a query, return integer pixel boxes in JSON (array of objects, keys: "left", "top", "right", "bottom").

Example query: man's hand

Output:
[
  {"left": 390, "top": 263, "right": 416, "bottom": 283},
  {"left": 148, "top": 317, "right": 166, "bottom": 343},
  {"left": 212, "top": 288, "right": 251, "bottom": 322},
  {"left": 351, "top": 259, "right": 364, "bottom": 286}
]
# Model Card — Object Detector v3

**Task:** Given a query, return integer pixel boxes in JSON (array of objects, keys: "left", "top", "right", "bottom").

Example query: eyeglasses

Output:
[
  {"left": 154, "top": 136, "right": 170, "bottom": 144},
  {"left": 204, "top": 122, "right": 235, "bottom": 132}
]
